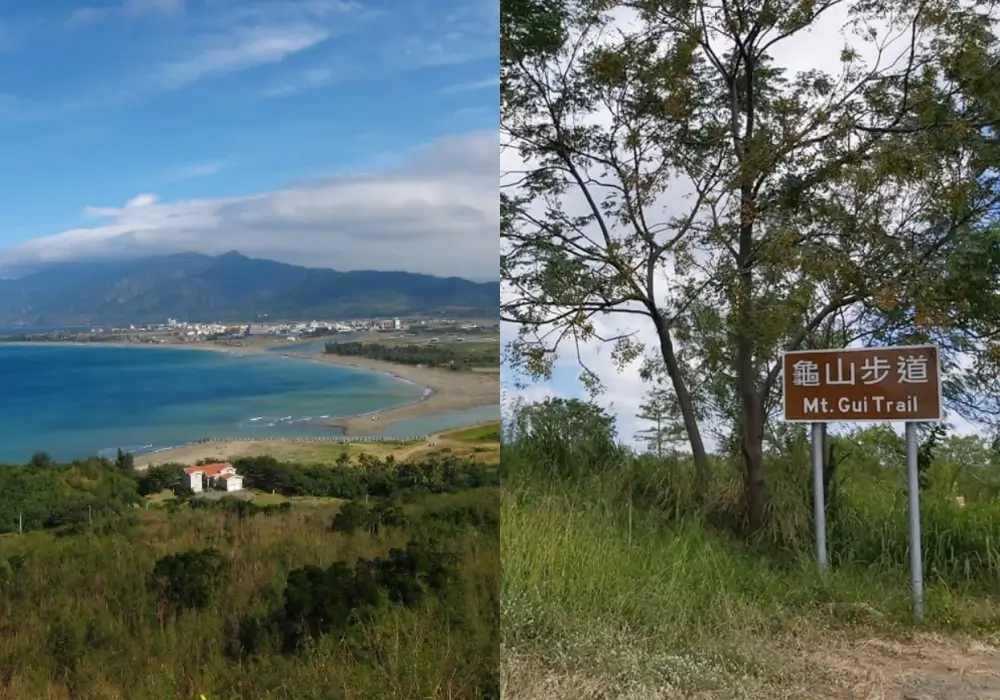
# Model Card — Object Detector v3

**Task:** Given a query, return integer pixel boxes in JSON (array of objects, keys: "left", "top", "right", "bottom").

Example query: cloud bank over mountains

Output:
[{"left": 0, "top": 131, "right": 498, "bottom": 281}]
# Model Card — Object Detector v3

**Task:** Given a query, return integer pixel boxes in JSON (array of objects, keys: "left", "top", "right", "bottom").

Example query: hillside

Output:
[
  {"left": 0, "top": 251, "right": 500, "bottom": 325},
  {"left": 0, "top": 450, "right": 500, "bottom": 699}
]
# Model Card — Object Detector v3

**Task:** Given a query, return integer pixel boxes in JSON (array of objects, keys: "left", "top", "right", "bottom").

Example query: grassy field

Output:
[
  {"left": 135, "top": 422, "right": 501, "bottom": 470},
  {"left": 147, "top": 490, "right": 346, "bottom": 507},
  {"left": 501, "top": 422, "right": 1000, "bottom": 699},
  {"left": 0, "top": 459, "right": 500, "bottom": 699},
  {"left": 448, "top": 423, "right": 502, "bottom": 443}
]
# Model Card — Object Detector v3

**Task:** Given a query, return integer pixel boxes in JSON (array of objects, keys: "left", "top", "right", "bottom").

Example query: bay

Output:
[{"left": 0, "top": 344, "right": 430, "bottom": 464}]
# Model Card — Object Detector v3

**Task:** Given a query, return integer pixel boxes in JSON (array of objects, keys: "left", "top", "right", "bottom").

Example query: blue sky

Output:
[{"left": 0, "top": 0, "right": 498, "bottom": 280}]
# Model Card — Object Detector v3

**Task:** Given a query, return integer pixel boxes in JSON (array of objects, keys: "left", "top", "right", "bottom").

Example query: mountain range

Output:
[{"left": 0, "top": 252, "right": 499, "bottom": 327}]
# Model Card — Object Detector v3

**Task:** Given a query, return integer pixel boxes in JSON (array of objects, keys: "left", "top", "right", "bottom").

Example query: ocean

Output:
[{"left": 0, "top": 344, "right": 499, "bottom": 465}]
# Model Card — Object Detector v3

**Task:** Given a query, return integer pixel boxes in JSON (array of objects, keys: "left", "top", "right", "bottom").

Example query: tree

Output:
[
  {"left": 115, "top": 449, "right": 134, "bottom": 472},
  {"left": 29, "top": 452, "right": 54, "bottom": 468},
  {"left": 501, "top": 0, "right": 1000, "bottom": 530},
  {"left": 136, "top": 464, "right": 183, "bottom": 496},
  {"left": 148, "top": 548, "right": 229, "bottom": 617},
  {"left": 634, "top": 386, "right": 682, "bottom": 457},
  {"left": 514, "top": 397, "right": 621, "bottom": 477},
  {"left": 516, "top": 397, "right": 618, "bottom": 445}
]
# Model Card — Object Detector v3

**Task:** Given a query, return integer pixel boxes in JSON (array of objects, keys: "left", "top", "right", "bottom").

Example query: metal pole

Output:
[
  {"left": 811, "top": 422, "right": 828, "bottom": 576},
  {"left": 905, "top": 422, "right": 924, "bottom": 619}
]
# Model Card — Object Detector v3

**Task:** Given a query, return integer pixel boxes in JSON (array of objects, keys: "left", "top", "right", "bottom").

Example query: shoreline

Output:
[
  {"left": 0, "top": 338, "right": 500, "bottom": 438},
  {"left": 284, "top": 351, "right": 500, "bottom": 436}
]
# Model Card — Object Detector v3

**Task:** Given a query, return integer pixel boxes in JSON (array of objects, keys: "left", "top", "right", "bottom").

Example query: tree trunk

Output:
[
  {"left": 656, "top": 414, "right": 663, "bottom": 459},
  {"left": 737, "top": 183, "right": 767, "bottom": 532},
  {"left": 651, "top": 312, "right": 710, "bottom": 494},
  {"left": 737, "top": 339, "right": 767, "bottom": 531}
]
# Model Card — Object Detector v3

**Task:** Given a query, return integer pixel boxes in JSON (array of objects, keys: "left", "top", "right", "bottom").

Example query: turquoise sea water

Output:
[{"left": 0, "top": 344, "right": 498, "bottom": 464}]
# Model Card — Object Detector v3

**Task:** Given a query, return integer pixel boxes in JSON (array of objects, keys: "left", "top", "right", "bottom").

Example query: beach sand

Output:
[{"left": 284, "top": 351, "right": 500, "bottom": 435}]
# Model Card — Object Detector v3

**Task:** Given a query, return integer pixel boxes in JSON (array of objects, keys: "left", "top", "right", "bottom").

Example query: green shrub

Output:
[{"left": 148, "top": 548, "right": 229, "bottom": 616}]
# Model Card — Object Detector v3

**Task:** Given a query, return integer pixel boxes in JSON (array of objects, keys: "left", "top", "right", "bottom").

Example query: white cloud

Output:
[
  {"left": 124, "top": 193, "right": 158, "bottom": 208},
  {"left": 67, "top": 0, "right": 184, "bottom": 28},
  {"left": 155, "top": 25, "right": 331, "bottom": 89},
  {"left": 260, "top": 1, "right": 498, "bottom": 97},
  {"left": 440, "top": 77, "right": 499, "bottom": 94},
  {"left": 22, "top": 0, "right": 489, "bottom": 120},
  {"left": 65, "top": 7, "right": 112, "bottom": 28},
  {"left": 38, "top": 1, "right": 362, "bottom": 117},
  {"left": 0, "top": 131, "right": 498, "bottom": 281}
]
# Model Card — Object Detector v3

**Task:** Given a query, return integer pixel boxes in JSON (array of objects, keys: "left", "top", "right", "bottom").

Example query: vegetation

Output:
[
  {"left": 133, "top": 422, "right": 503, "bottom": 470},
  {"left": 0, "top": 452, "right": 499, "bottom": 699},
  {"left": 449, "top": 423, "right": 503, "bottom": 443},
  {"left": 502, "top": 399, "right": 1000, "bottom": 697},
  {"left": 501, "top": 0, "right": 1000, "bottom": 531},
  {"left": 325, "top": 340, "right": 500, "bottom": 370},
  {"left": 0, "top": 458, "right": 143, "bottom": 532},
  {"left": 634, "top": 388, "right": 685, "bottom": 459},
  {"left": 0, "top": 449, "right": 500, "bottom": 535},
  {"left": 231, "top": 453, "right": 501, "bottom": 500},
  {"left": 497, "top": 0, "right": 1000, "bottom": 694}
]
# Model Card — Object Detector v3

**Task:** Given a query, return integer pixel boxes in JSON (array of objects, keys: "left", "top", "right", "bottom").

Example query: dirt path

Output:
[
  {"left": 806, "top": 634, "right": 1000, "bottom": 700},
  {"left": 502, "top": 635, "right": 1000, "bottom": 700}
]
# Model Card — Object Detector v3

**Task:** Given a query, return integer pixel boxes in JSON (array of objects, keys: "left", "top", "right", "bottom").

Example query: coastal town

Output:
[{"left": 0, "top": 316, "right": 501, "bottom": 345}]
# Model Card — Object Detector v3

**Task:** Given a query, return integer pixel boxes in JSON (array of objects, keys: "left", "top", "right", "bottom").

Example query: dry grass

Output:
[
  {"left": 0, "top": 487, "right": 499, "bottom": 700},
  {"left": 134, "top": 439, "right": 406, "bottom": 468},
  {"left": 501, "top": 438, "right": 1000, "bottom": 700},
  {"left": 136, "top": 422, "right": 501, "bottom": 469},
  {"left": 503, "top": 632, "right": 1000, "bottom": 700}
]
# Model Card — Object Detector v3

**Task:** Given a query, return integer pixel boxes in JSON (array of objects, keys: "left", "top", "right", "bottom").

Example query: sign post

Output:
[
  {"left": 811, "top": 421, "right": 828, "bottom": 576},
  {"left": 781, "top": 345, "right": 942, "bottom": 618},
  {"left": 905, "top": 422, "right": 924, "bottom": 619}
]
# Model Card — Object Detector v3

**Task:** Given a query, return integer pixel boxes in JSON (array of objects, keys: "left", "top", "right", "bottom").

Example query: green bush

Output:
[
  {"left": 148, "top": 548, "right": 230, "bottom": 616},
  {"left": 232, "top": 453, "right": 501, "bottom": 500},
  {"left": 324, "top": 340, "right": 498, "bottom": 370},
  {"left": 331, "top": 501, "right": 408, "bottom": 536},
  {"left": 229, "top": 540, "right": 467, "bottom": 658}
]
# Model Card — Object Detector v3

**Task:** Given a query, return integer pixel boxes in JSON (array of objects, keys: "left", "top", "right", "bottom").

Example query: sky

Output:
[
  {"left": 501, "top": 3, "right": 986, "bottom": 447},
  {"left": 0, "top": 0, "right": 498, "bottom": 281}
]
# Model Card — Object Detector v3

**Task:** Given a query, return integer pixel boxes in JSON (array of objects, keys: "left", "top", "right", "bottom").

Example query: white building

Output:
[
  {"left": 183, "top": 462, "right": 243, "bottom": 493},
  {"left": 219, "top": 473, "right": 244, "bottom": 492}
]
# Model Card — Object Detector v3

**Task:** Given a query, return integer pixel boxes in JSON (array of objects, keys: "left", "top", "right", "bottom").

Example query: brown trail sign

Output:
[
  {"left": 780, "top": 344, "right": 943, "bottom": 621},
  {"left": 781, "top": 345, "right": 943, "bottom": 423}
]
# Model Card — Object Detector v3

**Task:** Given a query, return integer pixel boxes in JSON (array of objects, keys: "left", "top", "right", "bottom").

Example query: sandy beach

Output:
[{"left": 285, "top": 351, "right": 500, "bottom": 435}]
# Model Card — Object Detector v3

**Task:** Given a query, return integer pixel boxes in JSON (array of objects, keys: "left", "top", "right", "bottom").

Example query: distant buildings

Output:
[{"left": 88, "top": 316, "right": 500, "bottom": 343}]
